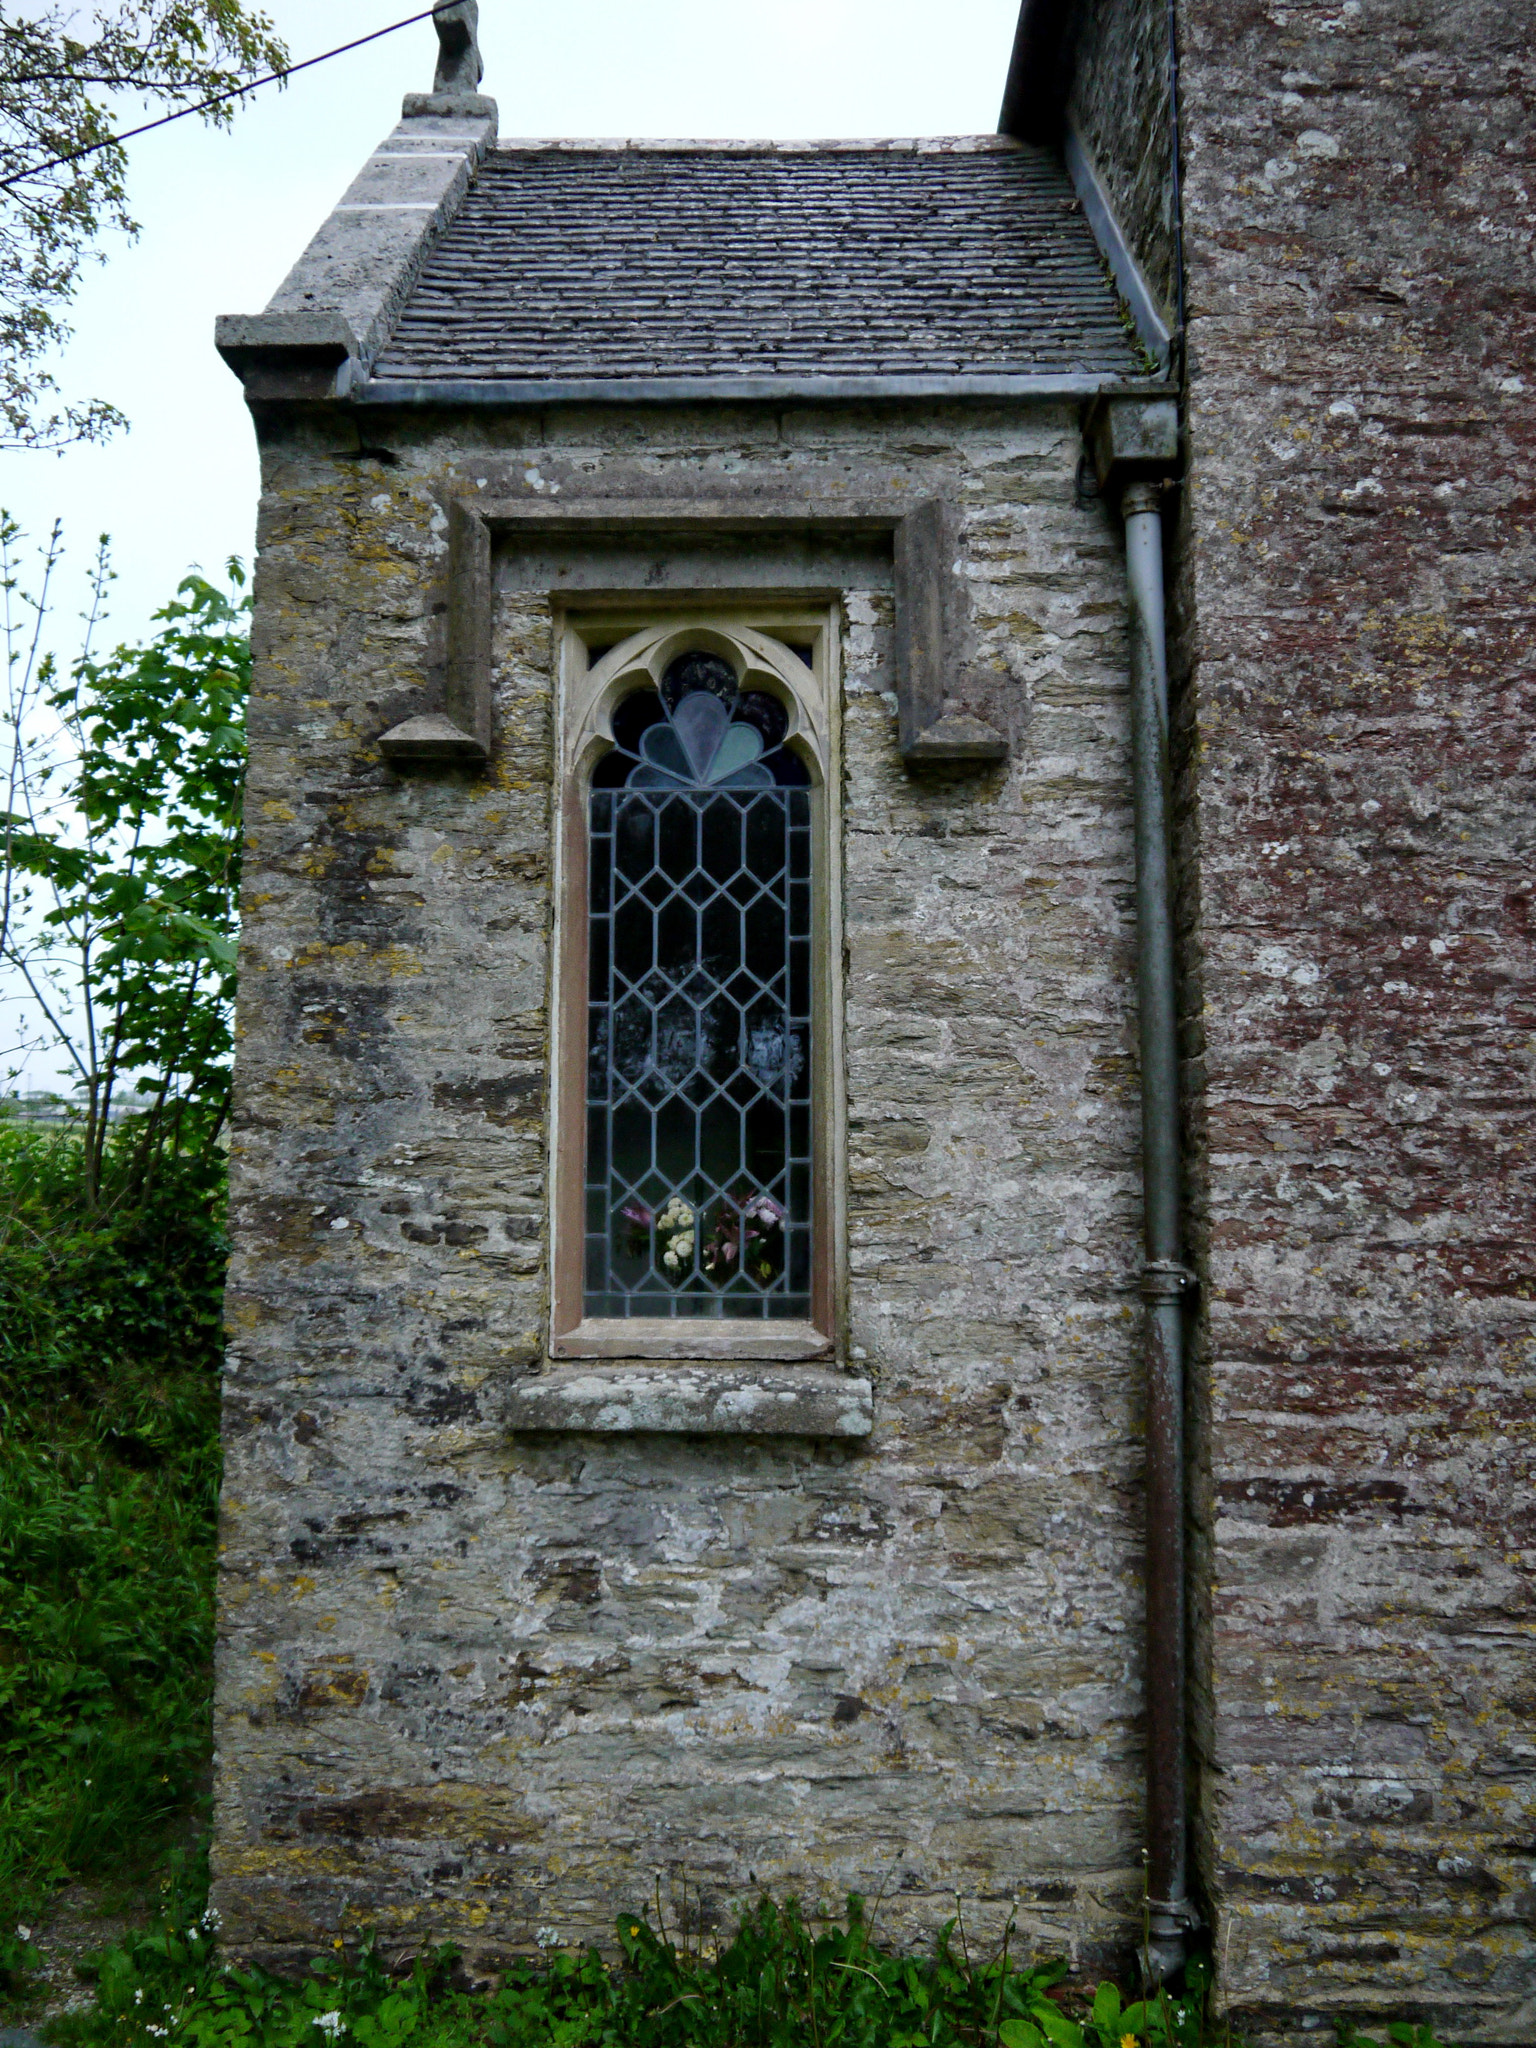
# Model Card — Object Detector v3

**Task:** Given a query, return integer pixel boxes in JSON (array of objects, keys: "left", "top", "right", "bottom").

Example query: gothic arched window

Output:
[{"left": 551, "top": 621, "right": 839, "bottom": 1360}]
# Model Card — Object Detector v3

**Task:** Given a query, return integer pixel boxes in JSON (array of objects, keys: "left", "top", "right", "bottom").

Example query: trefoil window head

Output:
[{"left": 594, "top": 650, "right": 810, "bottom": 795}]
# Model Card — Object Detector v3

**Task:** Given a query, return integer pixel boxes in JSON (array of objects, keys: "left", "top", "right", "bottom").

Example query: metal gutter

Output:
[
  {"left": 354, "top": 372, "right": 1172, "bottom": 408},
  {"left": 1063, "top": 122, "right": 1175, "bottom": 377}
]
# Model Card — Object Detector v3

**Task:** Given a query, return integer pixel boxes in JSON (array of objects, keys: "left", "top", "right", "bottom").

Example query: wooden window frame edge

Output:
[{"left": 549, "top": 1318, "right": 833, "bottom": 1363}]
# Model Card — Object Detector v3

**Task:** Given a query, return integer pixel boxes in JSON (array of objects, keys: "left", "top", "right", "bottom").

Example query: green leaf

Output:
[
  {"left": 1031, "top": 2006, "right": 1087, "bottom": 2048},
  {"left": 999, "top": 2022, "right": 1047, "bottom": 2048},
  {"left": 1090, "top": 1982, "right": 1123, "bottom": 2030}
]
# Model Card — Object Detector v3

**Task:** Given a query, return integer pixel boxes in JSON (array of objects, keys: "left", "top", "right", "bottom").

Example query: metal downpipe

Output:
[{"left": 1121, "top": 479, "right": 1193, "bottom": 1985}]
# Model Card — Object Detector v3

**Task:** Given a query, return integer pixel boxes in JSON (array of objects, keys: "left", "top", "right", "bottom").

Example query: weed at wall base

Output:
[{"left": 28, "top": 1894, "right": 1449, "bottom": 2048}]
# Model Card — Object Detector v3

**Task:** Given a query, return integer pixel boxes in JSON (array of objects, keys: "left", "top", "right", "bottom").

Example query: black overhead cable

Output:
[{"left": 0, "top": 2, "right": 463, "bottom": 194}]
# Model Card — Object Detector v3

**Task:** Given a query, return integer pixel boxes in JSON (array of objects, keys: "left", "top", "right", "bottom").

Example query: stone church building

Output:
[{"left": 211, "top": 0, "right": 1533, "bottom": 2038}]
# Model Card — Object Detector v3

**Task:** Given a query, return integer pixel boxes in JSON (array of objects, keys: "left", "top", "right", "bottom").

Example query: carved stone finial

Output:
[{"left": 432, "top": 0, "right": 483, "bottom": 95}]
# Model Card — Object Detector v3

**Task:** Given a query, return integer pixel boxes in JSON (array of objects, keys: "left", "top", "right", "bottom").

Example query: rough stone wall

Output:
[
  {"left": 213, "top": 401, "right": 1156, "bottom": 1980},
  {"left": 1174, "top": 0, "right": 1536, "bottom": 2036},
  {"left": 1066, "top": 0, "right": 1179, "bottom": 322}
]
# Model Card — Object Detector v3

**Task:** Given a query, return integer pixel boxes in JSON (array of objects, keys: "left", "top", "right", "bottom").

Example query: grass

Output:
[{"left": 0, "top": 1126, "right": 227, "bottom": 1939}]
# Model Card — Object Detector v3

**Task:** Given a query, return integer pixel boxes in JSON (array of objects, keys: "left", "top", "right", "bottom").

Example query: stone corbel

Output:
[
  {"left": 893, "top": 500, "right": 1009, "bottom": 765},
  {"left": 379, "top": 500, "right": 493, "bottom": 766},
  {"left": 213, "top": 311, "right": 361, "bottom": 403}
]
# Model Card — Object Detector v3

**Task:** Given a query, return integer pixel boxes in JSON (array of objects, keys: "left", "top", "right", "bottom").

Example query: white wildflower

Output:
[
  {"left": 201, "top": 1907, "right": 222, "bottom": 1932},
  {"left": 314, "top": 2013, "right": 345, "bottom": 2040},
  {"left": 15, "top": 1925, "right": 31, "bottom": 1943},
  {"left": 146, "top": 2028, "right": 168, "bottom": 2039},
  {"left": 135, "top": 1991, "right": 145, "bottom": 2006},
  {"left": 534, "top": 1927, "right": 561, "bottom": 1950}
]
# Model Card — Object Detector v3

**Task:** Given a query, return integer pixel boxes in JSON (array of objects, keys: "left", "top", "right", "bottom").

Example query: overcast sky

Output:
[{"left": 4, "top": 0, "right": 1020, "bottom": 644}]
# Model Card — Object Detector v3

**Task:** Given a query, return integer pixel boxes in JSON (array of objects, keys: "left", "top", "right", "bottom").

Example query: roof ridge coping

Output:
[{"left": 489, "top": 134, "right": 1027, "bottom": 156}]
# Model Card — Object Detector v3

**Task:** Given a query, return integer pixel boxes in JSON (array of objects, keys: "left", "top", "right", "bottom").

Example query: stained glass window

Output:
[{"left": 584, "top": 650, "right": 813, "bottom": 1320}]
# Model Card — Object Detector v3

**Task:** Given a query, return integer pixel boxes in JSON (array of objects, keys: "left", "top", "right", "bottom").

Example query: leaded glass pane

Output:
[{"left": 585, "top": 652, "right": 813, "bottom": 1320}]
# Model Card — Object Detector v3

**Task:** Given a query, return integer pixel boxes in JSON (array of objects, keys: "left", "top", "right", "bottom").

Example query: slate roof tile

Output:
[{"left": 374, "top": 144, "right": 1147, "bottom": 383}]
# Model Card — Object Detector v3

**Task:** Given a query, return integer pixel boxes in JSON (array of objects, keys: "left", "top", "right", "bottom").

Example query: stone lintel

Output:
[
  {"left": 505, "top": 1365, "right": 874, "bottom": 1437},
  {"left": 373, "top": 492, "right": 1013, "bottom": 778}
]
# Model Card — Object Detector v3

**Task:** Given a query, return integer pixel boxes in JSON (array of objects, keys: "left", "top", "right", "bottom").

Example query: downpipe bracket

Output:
[
  {"left": 1147, "top": 1894, "right": 1203, "bottom": 1930},
  {"left": 1140, "top": 1258, "right": 1197, "bottom": 1304}
]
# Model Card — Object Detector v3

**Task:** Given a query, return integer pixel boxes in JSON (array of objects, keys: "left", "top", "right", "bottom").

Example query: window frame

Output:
[{"left": 548, "top": 603, "right": 845, "bottom": 1363}]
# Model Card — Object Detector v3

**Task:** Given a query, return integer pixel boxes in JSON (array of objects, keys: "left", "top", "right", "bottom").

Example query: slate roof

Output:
[{"left": 373, "top": 143, "right": 1147, "bottom": 385}]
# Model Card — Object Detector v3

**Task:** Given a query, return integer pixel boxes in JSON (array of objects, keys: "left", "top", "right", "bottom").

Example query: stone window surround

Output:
[
  {"left": 381, "top": 490, "right": 1017, "bottom": 1438},
  {"left": 549, "top": 607, "right": 845, "bottom": 1367}
]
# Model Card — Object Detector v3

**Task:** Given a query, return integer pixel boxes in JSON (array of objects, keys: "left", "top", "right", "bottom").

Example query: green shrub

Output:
[{"left": 0, "top": 1125, "right": 226, "bottom": 1920}]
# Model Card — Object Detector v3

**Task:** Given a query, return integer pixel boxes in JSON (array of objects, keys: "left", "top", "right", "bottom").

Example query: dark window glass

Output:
[{"left": 585, "top": 651, "right": 813, "bottom": 1320}]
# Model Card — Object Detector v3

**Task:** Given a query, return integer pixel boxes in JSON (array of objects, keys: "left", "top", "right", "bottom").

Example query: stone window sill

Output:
[{"left": 506, "top": 1363, "right": 873, "bottom": 1437}]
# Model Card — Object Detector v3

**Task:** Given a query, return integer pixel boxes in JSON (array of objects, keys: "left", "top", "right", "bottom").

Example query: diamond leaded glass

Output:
[{"left": 585, "top": 651, "right": 813, "bottom": 1319}]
